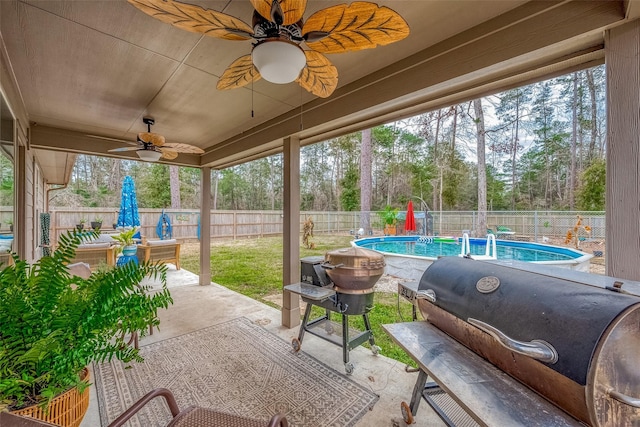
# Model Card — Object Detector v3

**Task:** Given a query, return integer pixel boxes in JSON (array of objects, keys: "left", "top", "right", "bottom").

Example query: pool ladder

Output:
[{"left": 460, "top": 233, "right": 497, "bottom": 260}]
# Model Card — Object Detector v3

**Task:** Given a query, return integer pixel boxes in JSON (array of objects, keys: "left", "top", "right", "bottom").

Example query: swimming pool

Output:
[{"left": 352, "top": 235, "right": 593, "bottom": 281}]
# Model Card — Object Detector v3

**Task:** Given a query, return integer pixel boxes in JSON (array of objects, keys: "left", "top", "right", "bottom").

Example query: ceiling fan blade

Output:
[
  {"left": 162, "top": 143, "right": 205, "bottom": 154},
  {"left": 128, "top": 0, "right": 254, "bottom": 41},
  {"left": 159, "top": 147, "right": 179, "bottom": 160},
  {"left": 250, "top": 0, "right": 307, "bottom": 26},
  {"left": 217, "top": 55, "right": 261, "bottom": 90},
  {"left": 296, "top": 51, "right": 338, "bottom": 98},
  {"left": 138, "top": 132, "right": 166, "bottom": 146},
  {"left": 108, "top": 147, "right": 142, "bottom": 153},
  {"left": 302, "top": 2, "right": 409, "bottom": 54}
]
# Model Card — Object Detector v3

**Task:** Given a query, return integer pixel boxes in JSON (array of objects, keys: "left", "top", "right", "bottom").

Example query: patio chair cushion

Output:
[
  {"left": 0, "top": 237, "right": 13, "bottom": 252},
  {"left": 93, "top": 234, "right": 116, "bottom": 244},
  {"left": 78, "top": 242, "right": 111, "bottom": 249},
  {"left": 67, "top": 262, "right": 91, "bottom": 279},
  {"left": 147, "top": 239, "right": 177, "bottom": 246}
]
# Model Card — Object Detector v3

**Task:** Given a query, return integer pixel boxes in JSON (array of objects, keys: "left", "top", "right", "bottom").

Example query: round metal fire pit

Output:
[{"left": 322, "top": 247, "right": 385, "bottom": 293}]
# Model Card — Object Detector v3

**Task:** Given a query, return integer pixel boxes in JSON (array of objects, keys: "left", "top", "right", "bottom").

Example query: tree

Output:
[
  {"left": 340, "top": 164, "right": 360, "bottom": 211},
  {"left": 360, "top": 128, "right": 372, "bottom": 232},
  {"left": 568, "top": 73, "right": 578, "bottom": 209},
  {"left": 494, "top": 86, "right": 531, "bottom": 209},
  {"left": 473, "top": 99, "right": 487, "bottom": 236},
  {"left": 170, "top": 165, "right": 180, "bottom": 208},
  {"left": 577, "top": 159, "right": 606, "bottom": 210}
]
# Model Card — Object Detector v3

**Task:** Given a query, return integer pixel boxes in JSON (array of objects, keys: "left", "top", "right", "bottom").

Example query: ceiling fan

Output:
[
  {"left": 108, "top": 117, "right": 204, "bottom": 161},
  {"left": 127, "top": 0, "right": 410, "bottom": 98}
]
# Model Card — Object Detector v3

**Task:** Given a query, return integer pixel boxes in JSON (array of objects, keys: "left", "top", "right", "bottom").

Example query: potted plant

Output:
[
  {"left": 75, "top": 218, "right": 86, "bottom": 231},
  {"left": 5, "top": 219, "right": 11, "bottom": 232},
  {"left": 91, "top": 217, "right": 103, "bottom": 231},
  {"left": 379, "top": 205, "right": 399, "bottom": 235},
  {"left": 0, "top": 230, "right": 172, "bottom": 426},
  {"left": 113, "top": 227, "right": 139, "bottom": 257}
]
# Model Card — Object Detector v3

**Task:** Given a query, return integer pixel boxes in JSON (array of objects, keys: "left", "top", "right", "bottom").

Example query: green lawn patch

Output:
[{"left": 181, "top": 234, "right": 418, "bottom": 367}]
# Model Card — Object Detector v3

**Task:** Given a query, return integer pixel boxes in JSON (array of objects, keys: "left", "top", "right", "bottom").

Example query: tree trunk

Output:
[
  {"left": 212, "top": 170, "right": 219, "bottom": 210},
  {"left": 569, "top": 72, "right": 578, "bottom": 209},
  {"left": 586, "top": 69, "right": 598, "bottom": 162},
  {"left": 511, "top": 95, "right": 521, "bottom": 210},
  {"left": 360, "top": 128, "right": 372, "bottom": 233},
  {"left": 169, "top": 165, "right": 181, "bottom": 208},
  {"left": 432, "top": 109, "right": 442, "bottom": 211},
  {"left": 450, "top": 106, "right": 457, "bottom": 156},
  {"left": 473, "top": 99, "right": 487, "bottom": 237}
]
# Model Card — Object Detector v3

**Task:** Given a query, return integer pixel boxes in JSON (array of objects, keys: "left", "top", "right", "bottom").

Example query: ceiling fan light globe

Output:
[
  {"left": 136, "top": 150, "right": 162, "bottom": 162},
  {"left": 252, "top": 40, "right": 306, "bottom": 84}
]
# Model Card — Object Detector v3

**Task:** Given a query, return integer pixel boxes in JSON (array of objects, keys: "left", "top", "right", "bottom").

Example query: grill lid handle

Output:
[
  {"left": 608, "top": 389, "right": 640, "bottom": 408},
  {"left": 468, "top": 318, "right": 559, "bottom": 364},
  {"left": 321, "top": 262, "right": 344, "bottom": 270},
  {"left": 416, "top": 289, "right": 437, "bottom": 303}
]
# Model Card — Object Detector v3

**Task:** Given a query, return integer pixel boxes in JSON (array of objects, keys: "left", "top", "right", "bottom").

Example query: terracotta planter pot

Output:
[
  {"left": 384, "top": 224, "right": 396, "bottom": 235},
  {"left": 11, "top": 368, "right": 90, "bottom": 427}
]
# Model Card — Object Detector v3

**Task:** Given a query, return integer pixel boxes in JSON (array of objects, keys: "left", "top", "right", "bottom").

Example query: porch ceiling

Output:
[{"left": 0, "top": 1, "right": 635, "bottom": 182}]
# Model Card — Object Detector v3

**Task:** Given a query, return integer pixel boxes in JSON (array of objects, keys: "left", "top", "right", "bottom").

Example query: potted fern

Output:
[{"left": 0, "top": 230, "right": 172, "bottom": 425}]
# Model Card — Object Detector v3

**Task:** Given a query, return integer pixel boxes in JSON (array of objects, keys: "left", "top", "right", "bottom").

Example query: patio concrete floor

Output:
[{"left": 80, "top": 265, "right": 445, "bottom": 427}]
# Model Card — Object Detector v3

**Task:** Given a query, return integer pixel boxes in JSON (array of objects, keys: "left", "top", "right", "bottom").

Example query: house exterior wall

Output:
[
  {"left": 605, "top": 18, "right": 640, "bottom": 280},
  {"left": 1, "top": 36, "right": 46, "bottom": 263}
]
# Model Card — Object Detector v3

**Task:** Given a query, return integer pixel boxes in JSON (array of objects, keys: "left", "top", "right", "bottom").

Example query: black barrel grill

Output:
[{"left": 414, "top": 256, "right": 640, "bottom": 427}]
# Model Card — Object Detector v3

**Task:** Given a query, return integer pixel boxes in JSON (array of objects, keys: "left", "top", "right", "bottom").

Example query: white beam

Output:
[
  {"left": 199, "top": 167, "right": 212, "bottom": 286},
  {"left": 282, "top": 136, "right": 300, "bottom": 328}
]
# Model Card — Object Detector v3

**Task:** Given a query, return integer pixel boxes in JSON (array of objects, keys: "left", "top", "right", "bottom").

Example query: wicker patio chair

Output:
[
  {"left": 137, "top": 239, "right": 180, "bottom": 270},
  {"left": 69, "top": 243, "right": 116, "bottom": 270},
  {"left": 107, "top": 388, "right": 288, "bottom": 427}
]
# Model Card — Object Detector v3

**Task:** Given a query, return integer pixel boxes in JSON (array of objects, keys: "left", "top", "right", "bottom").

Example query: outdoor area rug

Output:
[{"left": 94, "top": 317, "right": 378, "bottom": 427}]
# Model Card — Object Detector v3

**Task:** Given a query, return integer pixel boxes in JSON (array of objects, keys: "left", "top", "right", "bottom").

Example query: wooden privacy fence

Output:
[{"left": 46, "top": 208, "right": 606, "bottom": 248}]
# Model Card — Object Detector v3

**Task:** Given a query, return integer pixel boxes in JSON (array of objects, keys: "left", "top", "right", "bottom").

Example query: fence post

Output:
[
  {"left": 534, "top": 211, "right": 538, "bottom": 242},
  {"left": 472, "top": 211, "right": 476, "bottom": 234}
]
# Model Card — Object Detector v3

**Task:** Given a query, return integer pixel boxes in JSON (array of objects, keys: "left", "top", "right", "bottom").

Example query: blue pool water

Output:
[
  {"left": 355, "top": 236, "right": 581, "bottom": 262},
  {"left": 352, "top": 236, "right": 592, "bottom": 280}
]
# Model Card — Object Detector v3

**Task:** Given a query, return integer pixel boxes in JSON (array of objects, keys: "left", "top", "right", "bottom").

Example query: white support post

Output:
[
  {"left": 199, "top": 167, "right": 212, "bottom": 286},
  {"left": 282, "top": 136, "right": 301, "bottom": 328}
]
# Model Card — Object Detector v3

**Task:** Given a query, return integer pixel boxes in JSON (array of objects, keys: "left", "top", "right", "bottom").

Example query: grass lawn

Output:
[{"left": 181, "top": 234, "right": 419, "bottom": 367}]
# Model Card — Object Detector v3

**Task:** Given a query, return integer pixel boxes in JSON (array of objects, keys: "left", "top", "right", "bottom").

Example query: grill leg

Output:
[
  {"left": 362, "top": 313, "right": 376, "bottom": 347},
  {"left": 342, "top": 313, "right": 350, "bottom": 365},
  {"left": 297, "top": 302, "right": 314, "bottom": 343},
  {"left": 410, "top": 370, "right": 429, "bottom": 415}
]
